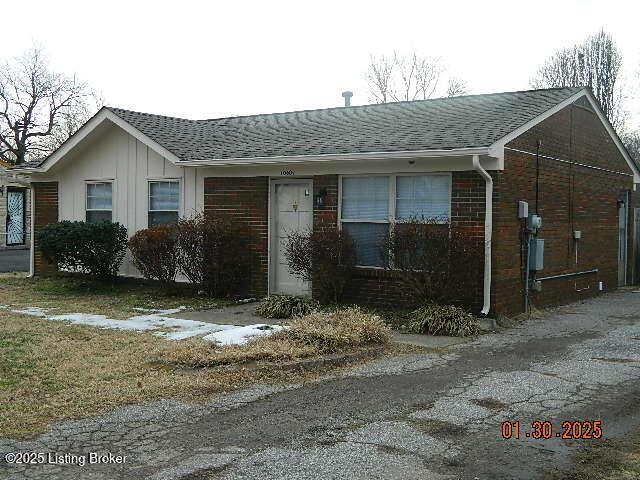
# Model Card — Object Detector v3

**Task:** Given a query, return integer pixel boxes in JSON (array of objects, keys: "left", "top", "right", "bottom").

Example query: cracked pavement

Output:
[{"left": 2, "top": 290, "right": 640, "bottom": 479}]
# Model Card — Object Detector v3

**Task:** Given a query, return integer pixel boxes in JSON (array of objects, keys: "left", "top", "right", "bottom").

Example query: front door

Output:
[
  {"left": 618, "top": 193, "right": 628, "bottom": 286},
  {"left": 271, "top": 179, "right": 313, "bottom": 295},
  {"left": 6, "top": 188, "right": 25, "bottom": 246}
]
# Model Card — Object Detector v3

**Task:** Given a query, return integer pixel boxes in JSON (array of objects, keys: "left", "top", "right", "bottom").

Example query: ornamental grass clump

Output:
[
  {"left": 255, "top": 294, "right": 318, "bottom": 319},
  {"left": 409, "top": 303, "right": 480, "bottom": 337},
  {"left": 284, "top": 306, "right": 392, "bottom": 352}
]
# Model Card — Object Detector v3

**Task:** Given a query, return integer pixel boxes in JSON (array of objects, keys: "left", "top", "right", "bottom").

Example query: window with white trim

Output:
[
  {"left": 340, "top": 174, "right": 451, "bottom": 267},
  {"left": 148, "top": 181, "right": 179, "bottom": 227},
  {"left": 86, "top": 182, "right": 113, "bottom": 223}
]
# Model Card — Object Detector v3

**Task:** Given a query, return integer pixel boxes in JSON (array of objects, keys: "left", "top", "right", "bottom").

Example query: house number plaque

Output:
[{"left": 280, "top": 170, "right": 295, "bottom": 176}]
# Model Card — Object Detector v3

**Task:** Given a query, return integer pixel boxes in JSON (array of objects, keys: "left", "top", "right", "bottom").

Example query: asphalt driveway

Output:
[
  {"left": 2, "top": 289, "right": 640, "bottom": 479},
  {"left": 0, "top": 249, "right": 29, "bottom": 272}
]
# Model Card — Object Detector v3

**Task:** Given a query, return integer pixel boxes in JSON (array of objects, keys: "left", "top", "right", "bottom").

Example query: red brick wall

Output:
[
  {"left": 32, "top": 182, "right": 58, "bottom": 274},
  {"left": 315, "top": 172, "right": 486, "bottom": 310},
  {"left": 492, "top": 103, "right": 634, "bottom": 315},
  {"left": 203, "top": 177, "right": 269, "bottom": 296}
]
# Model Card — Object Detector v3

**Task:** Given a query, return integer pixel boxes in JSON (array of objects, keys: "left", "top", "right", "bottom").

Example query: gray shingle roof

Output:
[
  {"left": 107, "top": 87, "right": 582, "bottom": 162},
  {"left": 41, "top": 87, "right": 583, "bottom": 166}
]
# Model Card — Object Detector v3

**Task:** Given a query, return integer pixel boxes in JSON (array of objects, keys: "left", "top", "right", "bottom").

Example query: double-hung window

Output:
[
  {"left": 341, "top": 176, "right": 390, "bottom": 267},
  {"left": 86, "top": 182, "right": 113, "bottom": 223},
  {"left": 148, "top": 181, "right": 180, "bottom": 227},
  {"left": 340, "top": 174, "right": 451, "bottom": 267}
]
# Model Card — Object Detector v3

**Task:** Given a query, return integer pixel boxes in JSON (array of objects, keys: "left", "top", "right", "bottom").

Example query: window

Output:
[
  {"left": 340, "top": 174, "right": 451, "bottom": 267},
  {"left": 341, "top": 176, "right": 389, "bottom": 267},
  {"left": 396, "top": 175, "right": 451, "bottom": 221},
  {"left": 86, "top": 182, "right": 113, "bottom": 223},
  {"left": 148, "top": 181, "right": 179, "bottom": 227}
]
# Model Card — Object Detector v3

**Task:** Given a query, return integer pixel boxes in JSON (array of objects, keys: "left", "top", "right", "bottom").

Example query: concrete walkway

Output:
[
  {"left": 3, "top": 290, "right": 640, "bottom": 479},
  {"left": 172, "top": 302, "right": 265, "bottom": 326}
]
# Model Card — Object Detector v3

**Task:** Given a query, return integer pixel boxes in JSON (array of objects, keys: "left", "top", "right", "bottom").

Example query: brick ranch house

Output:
[{"left": 12, "top": 87, "right": 640, "bottom": 316}]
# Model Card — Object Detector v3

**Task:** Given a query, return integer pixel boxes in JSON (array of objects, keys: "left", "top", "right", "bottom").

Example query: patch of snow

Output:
[
  {"left": 237, "top": 298, "right": 257, "bottom": 304},
  {"left": 1, "top": 303, "right": 284, "bottom": 344},
  {"left": 9, "top": 306, "right": 48, "bottom": 317},
  {"left": 202, "top": 324, "right": 287, "bottom": 346},
  {"left": 47, "top": 313, "right": 157, "bottom": 331},
  {"left": 132, "top": 306, "right": 187, "bottom": 315}
]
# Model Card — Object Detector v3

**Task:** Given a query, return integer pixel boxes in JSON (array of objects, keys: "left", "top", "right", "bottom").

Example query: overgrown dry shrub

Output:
[
  {"left": 284, "top": 221, "right": 356, "bottom": 303},
  {"left": 285, "top": 307, "right": 392, "bottom": 350},
  {"left": 408, "top": 303, "right": 480, "bottom": 337},
  {"left": 255, "top": 294, "right": 318, "bottom": 319},
  {"left": 385, "top": 218, "right": 483, "bottom": 307},
  {"left": 128, "top": 225, "right": 178, "bottom": 284},
  {"left": 161, "top": 307, "right": 391, "bottom": 367},
  {"left": 176, "top": 213, "right": 251, "bottom": 297}
]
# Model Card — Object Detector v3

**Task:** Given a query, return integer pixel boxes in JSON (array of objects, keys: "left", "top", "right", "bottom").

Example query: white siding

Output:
[{"left": 50, "top": 124, "right": 187, "bottom": 276}]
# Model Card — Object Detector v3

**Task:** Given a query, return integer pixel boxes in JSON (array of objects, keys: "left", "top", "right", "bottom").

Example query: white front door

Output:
[{"left": 271, "top": 180, "right": 313, "bottom": 295}]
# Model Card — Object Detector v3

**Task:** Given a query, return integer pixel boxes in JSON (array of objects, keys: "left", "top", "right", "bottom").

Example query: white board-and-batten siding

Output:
[{"left": 49, "top": 124, "right": 196, "bottom": 277}]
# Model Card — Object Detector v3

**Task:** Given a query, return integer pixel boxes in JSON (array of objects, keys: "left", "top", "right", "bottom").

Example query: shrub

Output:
[
  {"left": 384, "top": 218, "right": 483, "bottom": 307},
  {"left": 284, "top": 222, "right": 356, "bottom": 303},
  {"left": 285, "top": 307, "right": 392, "bottom": 350},
  {"left": 37, "top": 221, "right": 128, "bottom": 278},
  {"left": 175, "top": 213, "right": 251, "bottom": 297},
  {"left": 162, "top": 306, "right": 391, "bottom": 367},
  {"left": 128, "top": 225, "right": 179, "bottom": 284},
  {"left": 408, "top": 303, "right": 480, "bottom": 337},
  {"left": 255, "top": 295, "right": 318, "bottom": 319}
]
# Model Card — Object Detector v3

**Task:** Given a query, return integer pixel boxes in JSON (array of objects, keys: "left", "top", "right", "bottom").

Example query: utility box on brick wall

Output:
[{"left": 529, "top": 238, "right": 544, "bottom": 271}]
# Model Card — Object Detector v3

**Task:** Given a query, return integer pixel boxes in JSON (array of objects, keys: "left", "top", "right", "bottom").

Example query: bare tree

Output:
[
  {"left": 623, "top": 131, "right": 640, "bottom": 163},
  {"left": 367, "top": 51, "right": 442, "bottom": 103},
  {"left": 531, "top": 30, "right": 625, "bottom": 129},
  {"left": 0, "top": 48, "right": 101, "bottom": 165},
  {"left": 446, "top": 78, "right": 468, "bottom": 97}
]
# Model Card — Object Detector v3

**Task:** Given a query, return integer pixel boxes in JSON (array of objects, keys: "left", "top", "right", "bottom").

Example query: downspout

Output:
[
  {"left": 472, "top": 155, "right": 493, "bottom": 316},
  {"left": 28, "top": 186, "right": 35, "bottom": 278}
]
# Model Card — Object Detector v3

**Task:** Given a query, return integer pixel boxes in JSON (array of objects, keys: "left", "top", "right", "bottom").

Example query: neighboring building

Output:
[
  {"left": 0, "top": 159, "right": 30, "bottom": 251},
  {"left": 13, "top": 87, "right": 640, "bottom": 315}
]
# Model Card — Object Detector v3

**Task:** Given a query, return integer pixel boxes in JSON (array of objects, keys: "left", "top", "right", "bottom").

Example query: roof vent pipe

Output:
[{"left": 341, "top": 91, "right": 353, "bottom": 107}]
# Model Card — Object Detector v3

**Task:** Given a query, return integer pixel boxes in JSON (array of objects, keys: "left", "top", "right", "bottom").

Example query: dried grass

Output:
[
  {"left": 162, "top": 307, "right": 392, "bottom": 368},
  {"left": 0, "top": 279, "right": 391, "bottom": 439}
]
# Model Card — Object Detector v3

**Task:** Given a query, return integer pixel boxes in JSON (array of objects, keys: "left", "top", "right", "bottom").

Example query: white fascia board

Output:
[
  {"left": 12, "top": 107, "right": 183, "bottom": 174},
  {"left": 582, "top": 90, "right": 640, "bottom": 183},
  {"left": 178, "top": 146, "right": 491, "bottom": 167},
  {"left": 489, "top": 88, "right": 640, "bottom": 183}
]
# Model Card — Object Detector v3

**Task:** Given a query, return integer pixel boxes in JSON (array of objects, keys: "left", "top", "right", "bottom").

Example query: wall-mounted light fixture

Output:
[{"left": 314, "top": 187, "right": 328, "bottom": 207}]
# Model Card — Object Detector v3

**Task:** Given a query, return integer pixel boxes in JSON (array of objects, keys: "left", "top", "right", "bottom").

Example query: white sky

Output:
[{"left": 3, "top": 0, "right": 640, "bottom": 129}]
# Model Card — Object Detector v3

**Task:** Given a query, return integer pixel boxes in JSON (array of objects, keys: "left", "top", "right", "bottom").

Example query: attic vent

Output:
[{"left": 341, "top": 91, "right": 353, "bottom": 107}]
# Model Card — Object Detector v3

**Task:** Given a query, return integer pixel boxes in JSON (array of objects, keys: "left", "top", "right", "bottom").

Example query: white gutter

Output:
[
  {"left": 472, "top": 154, "right": 493, "bottom": 315},
  {"left": 177, "top": 147, "right": 491, "bottom": 167}
]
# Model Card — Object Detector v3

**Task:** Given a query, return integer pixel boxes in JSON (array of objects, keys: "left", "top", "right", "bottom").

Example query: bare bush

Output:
[
  {"left": 176, "top": 213, "right": 251, "bottom": 297},
  {"left": 384, "top": 218, "right": 483, "bottom": 307},
  {"left": 128, "top": 225, "right": 178, "bottom": 285},
  {"left": 284, "top": 222, "right": 356, "bottom": 303}
]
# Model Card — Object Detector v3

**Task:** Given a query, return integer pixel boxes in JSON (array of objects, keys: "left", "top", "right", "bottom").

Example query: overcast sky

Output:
[{"left": 3, "top": 0, "right": 640, "bottom": 129}]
